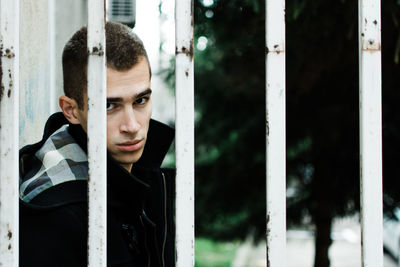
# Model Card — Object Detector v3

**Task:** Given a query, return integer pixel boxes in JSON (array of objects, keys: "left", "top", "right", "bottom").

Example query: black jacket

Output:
[{"left": 19, "top": 112, "right": 175, "bottom": 267}]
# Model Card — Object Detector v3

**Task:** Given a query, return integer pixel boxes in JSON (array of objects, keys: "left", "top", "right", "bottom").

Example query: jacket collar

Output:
[
  {"left": 65, "top": 112, "right": 174, "bottom": 205},
  {"left": 20, "top": 112, "right": 174, "bottom": 207},
  {"left": 40, "top": 112, "right": 174, "bottom": 170}
]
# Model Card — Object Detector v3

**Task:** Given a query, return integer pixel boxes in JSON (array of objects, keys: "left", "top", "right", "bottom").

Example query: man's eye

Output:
[
  {"left": 135, "top": 97, "right": 149, "bottom": 105},
  {"left": 106, "top": 103, "right": 115, "bottom": 111}
]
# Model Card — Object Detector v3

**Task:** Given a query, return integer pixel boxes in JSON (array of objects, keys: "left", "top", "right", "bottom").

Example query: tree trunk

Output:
[{"left": 314, "top": 214, "right": 333, "bottom": 267}]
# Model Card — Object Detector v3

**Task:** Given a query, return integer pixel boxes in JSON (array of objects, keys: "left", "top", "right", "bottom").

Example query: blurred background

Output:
[{"left": 19, "top": 0, "right": 400, "bottom": 266}]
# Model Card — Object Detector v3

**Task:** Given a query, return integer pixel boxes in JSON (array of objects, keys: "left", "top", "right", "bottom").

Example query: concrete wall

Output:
[
  {"left": 19, "top": 0, "right": 52, "bottom": 147},
  {"left": 19, "top": 0, "right": 87, "bottom": 147},
  {"left": 54, "top": 0, "right": 87, "bottom": 107}
]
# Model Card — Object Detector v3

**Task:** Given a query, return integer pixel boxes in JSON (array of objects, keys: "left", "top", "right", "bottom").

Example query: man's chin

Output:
[{"left": 111, "top": 153, "right": 143, "bottom": 167}]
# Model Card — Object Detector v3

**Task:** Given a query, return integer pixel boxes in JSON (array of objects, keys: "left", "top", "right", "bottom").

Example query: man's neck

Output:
[{"left": 121, "top": 163, "right": 133, "bottom": 173}]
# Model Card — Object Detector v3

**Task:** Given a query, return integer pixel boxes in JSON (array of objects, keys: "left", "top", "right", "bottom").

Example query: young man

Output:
[{"left": 19, "top": 22, "right": 175, "bottom": 266}]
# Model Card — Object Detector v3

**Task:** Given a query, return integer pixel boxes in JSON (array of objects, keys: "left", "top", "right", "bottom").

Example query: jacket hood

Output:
[{"left": 20, "top": 125, "right": 88, "bottom": 202}]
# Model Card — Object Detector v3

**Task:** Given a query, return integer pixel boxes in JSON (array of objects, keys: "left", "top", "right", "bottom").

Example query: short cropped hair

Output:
[{"left": 62, "top": 21, "right": 151, "bottom": 109}]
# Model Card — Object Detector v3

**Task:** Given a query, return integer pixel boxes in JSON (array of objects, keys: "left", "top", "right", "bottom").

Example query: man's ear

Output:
[{"left": 59, "top": 96, "right": 81, "bottom": 124}]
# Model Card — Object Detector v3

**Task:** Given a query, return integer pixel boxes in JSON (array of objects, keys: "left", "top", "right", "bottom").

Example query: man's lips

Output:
[{"left": 116, "top": 140, "right": 144, "bottom": 152}]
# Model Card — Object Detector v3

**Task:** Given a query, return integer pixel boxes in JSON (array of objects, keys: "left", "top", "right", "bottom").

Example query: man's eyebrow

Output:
[
  {"left": 136, "top": 88, "right": 152, "bottom": 98},
  {"left": 106, "top": 89, "right": 152, "bottom": 102},
  {"left": 107, "top": 97, "right": 123, "bottom": 102}
]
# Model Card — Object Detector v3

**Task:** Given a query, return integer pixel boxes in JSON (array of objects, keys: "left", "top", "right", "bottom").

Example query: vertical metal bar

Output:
[
  {"left": 87, "top": 0, "right": 107, "bottom": 266},
  {"left": 175, "top": 0, "right": 195, "bottom": 266},
  {"left": 359, "top": 0, "right": 383, "bottom": 266},
  {"left": 265, "top": 0, "right": 286, "bottom": 265},
  {"left": 0, "top": 0, "right": 19, "bottom": 265}
]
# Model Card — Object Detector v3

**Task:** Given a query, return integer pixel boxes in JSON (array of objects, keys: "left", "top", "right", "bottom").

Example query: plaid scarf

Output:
[{"left": 20, "top": 125, "right": 88, "bottom": 202}]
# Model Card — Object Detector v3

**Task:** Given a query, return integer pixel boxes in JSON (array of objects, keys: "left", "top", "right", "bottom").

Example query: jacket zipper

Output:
[
  {"left": 139, "top": 215, "right": 151, "bottom": 267},
  {"left": 141, "top": 209, "right": 163, "bottom": 266},
  {"left": 161, "top": 171, "right": 167, "bottom": 267},
  {"left": 138, "top": 171, "right": 168, "bottom": 267}
]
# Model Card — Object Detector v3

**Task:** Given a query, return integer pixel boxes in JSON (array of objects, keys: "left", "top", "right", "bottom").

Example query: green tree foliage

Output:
[
  {"left": 170, "top": 0, "right": 400, "bottom": 266},
  {"left": 193, "top": 0, "right": 266, "bottom": 240}
]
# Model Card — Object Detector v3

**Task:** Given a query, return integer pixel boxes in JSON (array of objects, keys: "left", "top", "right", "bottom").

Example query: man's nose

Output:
[{"left": 120, "top": 109, "right": 140, "bottom": 134}]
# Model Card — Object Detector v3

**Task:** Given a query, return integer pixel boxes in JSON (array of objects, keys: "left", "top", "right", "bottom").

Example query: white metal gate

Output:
[
  {"left": 265, "top": 0, "right": 383, "bottom": 266},
  {"left": 0, "top": 0, "right": 383, "bottom": 266}
]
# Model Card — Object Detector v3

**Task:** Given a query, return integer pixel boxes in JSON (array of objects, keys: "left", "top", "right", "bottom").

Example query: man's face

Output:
[{"left": 77, "top": 57, "right": 152, "bottom": 171}]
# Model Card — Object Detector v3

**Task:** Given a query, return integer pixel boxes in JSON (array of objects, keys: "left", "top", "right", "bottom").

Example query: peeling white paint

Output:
[
  {"left": 359, "top": 0, "right": 383, "bottom": 266},
  {"left": 87, "top": 0, "right": 107, "bottom": 266},
  {"left": 265, "top": 0, "right": 286, "bottom": 266},
  {"left": 0, "top": 0, "right": 19, "bottom": 265},
  {"left": 175, "top": 0, "right": 195, "bottom": 266}
]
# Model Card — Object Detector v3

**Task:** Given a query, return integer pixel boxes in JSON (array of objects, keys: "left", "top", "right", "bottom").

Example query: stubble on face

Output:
[
  {"left": 74, "top": 58, "right": 151, "bottom": 172},
  {"left": 105, "top": 58, "right": 152, "bottom": 172}
]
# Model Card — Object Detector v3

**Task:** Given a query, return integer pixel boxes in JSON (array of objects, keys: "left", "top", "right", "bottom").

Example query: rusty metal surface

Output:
[
  {"left": 0, "top": 0, "right": 19, "bottom": 265},
  {"left": 175, "top": 0, "right": 195, "bottom": 266},
  {"left": 359, "top": 0, "right": 383, "bottom": 266},
  {"left": 87, "top": 0, "right": 107, "bottom": 266},
  {"left": 265, "top": 0, "right": 286, "bottom": 265}
]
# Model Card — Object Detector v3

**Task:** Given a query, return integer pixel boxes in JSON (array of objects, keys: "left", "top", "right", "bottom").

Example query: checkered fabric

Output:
[{"left": 20, "top": 125, "right": 88, "bottom": 202}]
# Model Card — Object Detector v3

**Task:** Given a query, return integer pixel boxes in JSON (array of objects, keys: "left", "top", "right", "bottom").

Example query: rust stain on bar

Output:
[
  {"left": 361, "top": 39, "right": 381, "bottom": 52},
  {"left": 0, "top": 46, "right": 2, "bottom": 102},
  {"left": 2, "top": 48, "right": 15, "bottom": 59},
  {"left": 8, "top": 69, "right": 13, "bottom": 92},
  {"left": 266, "top": 44, "right": 285, "bottom": 55},
  {"left": 175, "top": 39, "right": 194, "bottom": 61},
  {"left": 89, "top": 43, "right": 104, "bottom": 56},
  {"left": 266, "top": 213, "right": 271, "bottom": 267},
  {"left": 0, "top": 85, "right": 4, "bottom": 102},
  {"left": 361, "top": 235, "right": 364, "bottom": 267}
]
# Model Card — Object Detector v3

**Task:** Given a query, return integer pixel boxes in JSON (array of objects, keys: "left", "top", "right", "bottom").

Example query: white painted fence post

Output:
[
  {"left": 87, "top": 0, "right": 107, "bottom": 266},
  {"left": 265, "top": 0, "right": 286, "bottom": 265},
  {"left": 358, "top": 0, "right": 383, "bottom": 266},
  {"left": 175, "top": 0, "right": 195, "bottom": 266},
  {"left": 0, "top": 0, "right": 19, "bottom": 265}
]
